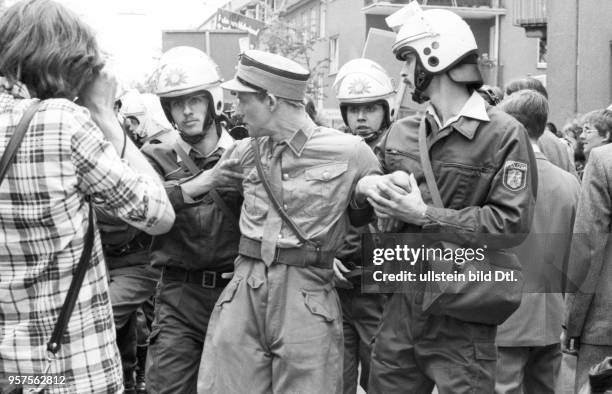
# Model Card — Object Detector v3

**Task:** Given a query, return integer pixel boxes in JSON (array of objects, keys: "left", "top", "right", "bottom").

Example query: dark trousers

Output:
[
  {"left": 368, "top": 292, "right": 497, "bottom": 394},
  {"left": 116, "top": 313, "right": 138, "bottom": 388},
  {"left": 337, "top": 288, "right": 385, "bottom": 394},
  {"left": 109, "top": 260, "right": 160, "bottom": 329},
  {"left": 146, "top": 274, "right": 224, "bottom": 394},
  {"left": 108, "top": 256, "right": 160, "bottom": 390}
]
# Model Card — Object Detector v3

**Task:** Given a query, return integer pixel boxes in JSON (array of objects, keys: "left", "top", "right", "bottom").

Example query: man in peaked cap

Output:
[{"left": 195, "top": 50, "right": 382, "bottom": 394}]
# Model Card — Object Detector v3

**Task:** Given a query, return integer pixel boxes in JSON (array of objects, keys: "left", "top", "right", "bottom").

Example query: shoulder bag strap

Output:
[
  {"left": 418, "top": 116, "right": 444, "bottom": 209},
  {"left": 250, "top": 138, "right": 314, "bottom": 246},
  {"left": 0, "top": 100, "right": 42, "bottom": 185},
  {"left": 46, "top": 202, "right": 94, "bottom": 356}
]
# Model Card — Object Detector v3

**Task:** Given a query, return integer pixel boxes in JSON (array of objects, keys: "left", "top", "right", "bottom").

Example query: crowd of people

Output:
[{"left": 1, "top": 0, "right": 612, "bottom": 393}]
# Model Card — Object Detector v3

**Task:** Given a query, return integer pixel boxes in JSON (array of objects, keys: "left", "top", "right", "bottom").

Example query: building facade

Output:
[{"left": 212, "top": 0, "right": 549, "bottom": 124}]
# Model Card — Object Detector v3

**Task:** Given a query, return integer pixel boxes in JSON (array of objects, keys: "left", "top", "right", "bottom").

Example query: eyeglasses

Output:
[{"left": 582, "top": 126, "right": 599, "bottom": 135}]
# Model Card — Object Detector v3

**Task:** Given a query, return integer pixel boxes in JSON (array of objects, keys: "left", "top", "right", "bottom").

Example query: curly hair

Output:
[
  {"left": 0, "top": 0, "right": 104, "bottom": 100},
  {"left": 580, "top": 109, "right": 612, "bottom": 141}
]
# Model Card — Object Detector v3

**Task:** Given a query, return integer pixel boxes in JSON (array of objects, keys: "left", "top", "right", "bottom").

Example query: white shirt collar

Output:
[
  {"left": 177, "top": 128, "right": 234, "bottom": 157},
  {"left": 426, "top": 91, "right": 490, "bottom": 129}
]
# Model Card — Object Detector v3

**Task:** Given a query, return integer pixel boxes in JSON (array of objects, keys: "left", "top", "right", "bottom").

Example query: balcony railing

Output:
[
  {"left": 514, "top": 0, "right": 546, "bottom": 27},
  {"left": 364, "top": 0, "right": 497, "bottom": 7}
]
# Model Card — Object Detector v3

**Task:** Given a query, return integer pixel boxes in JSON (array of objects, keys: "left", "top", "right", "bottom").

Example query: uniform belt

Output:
[
  {"left": 162, "top": 266, "right": 231, "bottom": 289},
  {"left": 239, "top": 236, "right": 335, "bottom": 269}
]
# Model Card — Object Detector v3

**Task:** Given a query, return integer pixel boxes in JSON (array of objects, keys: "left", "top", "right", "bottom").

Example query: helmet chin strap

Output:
[
  {"left": 178, "top": 106, "right": 216, "bottom": 145},
  {"left": 359, "top": 129, "right": 381, "bottom": 143},
  {"left": 412, "top": 60, "right": 434, "bottom": 104},
  {"left": 179, "top": 130, "right": 206, "bottom": 144}
]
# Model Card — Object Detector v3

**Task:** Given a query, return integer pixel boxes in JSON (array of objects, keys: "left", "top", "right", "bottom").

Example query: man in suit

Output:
[
  {"left": 495, "top": 90, "right": 580, "bottom": 393},
  {"left": 564, "top": 113, "right": 612, "bottom": 392},
  {"left": 504, "top": 77, "right": 577, "bottom": 177}
]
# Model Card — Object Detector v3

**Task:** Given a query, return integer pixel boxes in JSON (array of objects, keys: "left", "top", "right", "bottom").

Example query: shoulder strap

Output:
[
  {"left": 250, "top": 138, "right": 315, "bottom": 246},
  {"left": 173, "top": 140, "right": 200, "bottom": 176},
  {"left": 209, "top": 188, "right": 238, "bottom": 224},
  {"left": 418, "top": 116, "right": 444, "bottom": 209},
  {"left": 47, "top": 202, "right": 94, "bottom": 355},
  {"left": 0, "top": 100, "right": 42, "bottom": 185}
]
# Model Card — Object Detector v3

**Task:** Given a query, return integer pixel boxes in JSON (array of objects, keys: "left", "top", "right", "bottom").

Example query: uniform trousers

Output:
[
  {"left": 108, "top": 252, "right": 160, "bottom": 330},
  {"left": 197, "top": 255, "right": 343, "bottom": 394},
  {"left": 337, "top": 288, "right": 385, "bottom": 394},
  {"left": 108, "top": 253, "right": 160, "bottom": 388},
  {"left": 368, "top": 291, "right": 497, "bottom": 394},
  {"left": 146, "top": 270, "right": 224, "bottom": 394}
]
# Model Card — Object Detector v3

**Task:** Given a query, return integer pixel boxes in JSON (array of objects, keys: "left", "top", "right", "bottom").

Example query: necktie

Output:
[{"left": 260, "top": 143, "right": 286, "bottom": 266}]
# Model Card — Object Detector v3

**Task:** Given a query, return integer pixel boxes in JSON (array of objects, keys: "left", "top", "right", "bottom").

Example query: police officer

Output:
[
  {"left": 358, "top": 4, "right": 537, "bottom": 393},
  {"left": 121, "top": 90, "right": 173, "bottom": 148},
  {"left": 196, "top": 50, "right": 382, "bottom": 394},
  {"left": 142, "top": 46, "right": 243, "bottom": 394},
  {"left": 332, "top": 58, "right": 394, "bottom": 394}
]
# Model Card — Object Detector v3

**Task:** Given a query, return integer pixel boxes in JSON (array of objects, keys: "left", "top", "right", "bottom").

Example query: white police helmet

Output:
[{"left": 333, "top": 58, "right": 396, "bottom": 128}]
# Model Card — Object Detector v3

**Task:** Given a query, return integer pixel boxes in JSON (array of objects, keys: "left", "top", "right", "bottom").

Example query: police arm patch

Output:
[{"left": 503, "top": 160, "right": 528, "bottom": 191}]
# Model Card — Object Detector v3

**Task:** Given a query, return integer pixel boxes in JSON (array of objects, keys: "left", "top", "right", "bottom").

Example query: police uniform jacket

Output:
[
  {"left": 378, "top": 92, "right": 537, "bottom": 249},
  {"left": 141, "top": 128, "right": 242, "bottom": 272}
]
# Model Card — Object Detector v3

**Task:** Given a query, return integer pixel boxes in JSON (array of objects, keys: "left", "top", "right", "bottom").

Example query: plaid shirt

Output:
[{"left": 0, "top": 79, "right": 171, "bottom": 393}]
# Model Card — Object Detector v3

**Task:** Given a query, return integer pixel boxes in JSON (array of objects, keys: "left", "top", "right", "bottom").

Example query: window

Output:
[
  {"left": 310, "top": 7, "right": 318, "bottom": 40},
  {"left": 537, "top": 37, "right": 547, "bottom": 69},
  {"left": 329, "top": 36, "right": 339, "bottom": 74},
  {"left": 319, "top": 2, "right": 326, "bottom": 38},
  {"left": 317, "top": 75, "right": 324, "bottom": 108},
  {"left": 300, "top": 11, "right": 308, "bottom": 42}
]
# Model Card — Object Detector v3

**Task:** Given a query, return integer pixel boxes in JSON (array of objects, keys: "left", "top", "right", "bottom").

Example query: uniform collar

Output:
[
  {"left": 282, "top": 118, "right": 317, "bottom": 157},
  {"left": 426, "top": 91, "right": 490, "bottom": 140},
  {"left": 177, "top": 127, "right": 234, "bottom": 158}
]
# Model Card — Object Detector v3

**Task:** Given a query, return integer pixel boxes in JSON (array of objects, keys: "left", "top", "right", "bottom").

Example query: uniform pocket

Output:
[
  {"left": 436, "top": 162, "right": 493, "bottom": 209},
  {"left": 302, "top": 162, "right": 348, "bottom": 217},
  {"left": 304, "top": 162, "right": 348, "bottom": 183},
  {"left": 302, "top": 290, "right": 336, "bottom": 323},
  {"left": 217, "top": 277, "right": 241, "bottom": 309}
]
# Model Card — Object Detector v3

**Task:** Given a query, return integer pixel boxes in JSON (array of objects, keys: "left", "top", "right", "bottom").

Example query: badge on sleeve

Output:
[{"left": 503, "top": 161, "right": 528, "bottom": 191}]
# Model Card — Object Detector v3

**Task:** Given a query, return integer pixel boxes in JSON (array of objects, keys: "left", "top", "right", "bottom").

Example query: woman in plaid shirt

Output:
[{"left": 0, "top": 1, "right": 175, "bottom": 393}]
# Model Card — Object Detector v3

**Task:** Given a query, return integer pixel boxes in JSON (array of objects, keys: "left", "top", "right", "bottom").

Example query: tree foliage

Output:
[{"left": 254, "top": 1, "right": 329, "bottom": 103}]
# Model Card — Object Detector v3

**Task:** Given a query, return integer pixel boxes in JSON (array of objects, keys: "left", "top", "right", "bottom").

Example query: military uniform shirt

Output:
[{"left": 231, "top": 117, "right": 382, "bottom": 253}]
